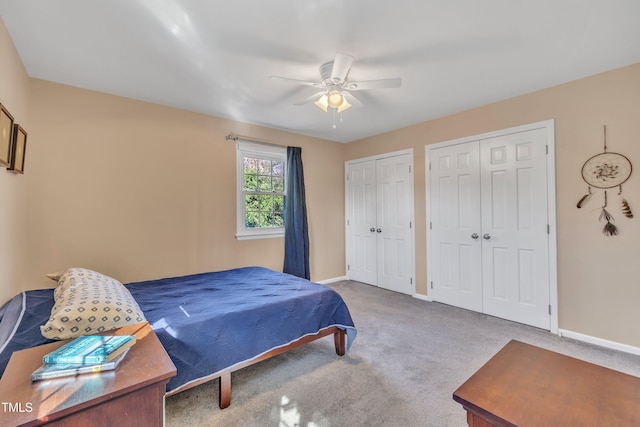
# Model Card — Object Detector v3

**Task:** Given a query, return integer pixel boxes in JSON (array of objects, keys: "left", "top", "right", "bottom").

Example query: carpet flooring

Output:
[{"left": 165, "top": 280, "right": 640, "bottom": 427}]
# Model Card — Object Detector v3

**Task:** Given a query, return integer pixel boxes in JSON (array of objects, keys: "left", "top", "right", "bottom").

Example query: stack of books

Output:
[{"left": 31, "top": 334, "right": 136, "bottom": 381}]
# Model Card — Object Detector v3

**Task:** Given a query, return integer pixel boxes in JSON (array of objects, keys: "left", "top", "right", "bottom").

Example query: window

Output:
[{"left": 236, "top": 141, "right": 286, "bottom": 239}]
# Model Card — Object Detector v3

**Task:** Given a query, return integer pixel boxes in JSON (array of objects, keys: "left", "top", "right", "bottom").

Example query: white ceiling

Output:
[{"left": 1, "top": 1, "right": 639, "bottom": 143}]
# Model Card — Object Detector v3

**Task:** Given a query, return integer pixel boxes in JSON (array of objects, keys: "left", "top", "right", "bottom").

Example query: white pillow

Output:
[{"left": 41, "top": 268, "right": 146, "bottom": 340}]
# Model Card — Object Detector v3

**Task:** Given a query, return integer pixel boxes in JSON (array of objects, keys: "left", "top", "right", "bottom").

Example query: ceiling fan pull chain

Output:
[{"left": 332, "top": 108, "right": 337, "bottom": 129}]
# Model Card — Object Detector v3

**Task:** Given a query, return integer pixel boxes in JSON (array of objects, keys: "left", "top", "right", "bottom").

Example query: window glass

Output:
[{"left": 236, "top": 142, "right": 286, "bottom": 239}]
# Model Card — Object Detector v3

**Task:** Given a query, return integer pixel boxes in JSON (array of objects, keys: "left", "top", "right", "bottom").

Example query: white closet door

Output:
[
  {"left": 429, "top": 142, "right": 483, "bottom": 311},
  {"left": 480, "top": 128, "right": 550, "bottom": 329},
  {"left": 427, "top": 125, "right": 552, "bottom": 330},
  {"left": 345, "top": 160, "right": 377, "bottom": 285},
  {"left": 376, "top": 154, "right": 414, "bottom": 295}
]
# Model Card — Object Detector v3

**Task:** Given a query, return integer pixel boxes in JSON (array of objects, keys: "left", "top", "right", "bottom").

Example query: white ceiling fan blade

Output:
[
  {"left": 270, "top": 76, "right": 324, "bottom": 88},
  {"left": 347, "top": 78, "right": 402, "bottom": 91},
  {"left": 293, "top": 91, "right": 326, "bottom": 106},
  {"left": 331, "top": 53, "right": 353, "bottom": 83},
  {"left": 343, "top": 91, "right": 363, "bottom": 107}
]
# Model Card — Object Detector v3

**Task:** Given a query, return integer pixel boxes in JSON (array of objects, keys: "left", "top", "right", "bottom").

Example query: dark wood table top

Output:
[
  {"left": 453, "top": 339, "right": 640, "bottom": 427},
  {"left": 0, "top": 322, "right": 176, "bottom": 426}
]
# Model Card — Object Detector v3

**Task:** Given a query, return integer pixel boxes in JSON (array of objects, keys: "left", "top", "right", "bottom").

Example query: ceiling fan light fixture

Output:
[
  {"left": 316, "top": 91, "right": 350, "bottom": 113},
  {"left": 337, "top": 97, "right": 351, "bottom": 113},
  {"left": 314, "top": 94, "right": 329, "bottom": 112},
  {"left": 272, "top": 52, "right": 402, "bottom": 119},
  {"left": 327, "top": 91, "right": 344, "bottom": 109}
]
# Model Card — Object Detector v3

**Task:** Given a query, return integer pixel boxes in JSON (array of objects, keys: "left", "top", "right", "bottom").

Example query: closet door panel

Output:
[
  {"left": 429, "top": 142, "right": 483, "bottom": 311},
  {"left": 346, "top": 160, "right": 377, "bottom": 285},
  {"left": 489, "top": 169, "right": 508, "bottom": 230},
  {"left": 480, "top": 129, "right": 550, "bottom": 329},
  {"left": 376, "top": 154, "right": 413, "bottom": 295}
]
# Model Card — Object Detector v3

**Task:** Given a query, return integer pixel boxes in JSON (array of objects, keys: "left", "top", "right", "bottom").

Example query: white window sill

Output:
[{"left": 236, "top": 231, "right": 285, "bottom": 240}]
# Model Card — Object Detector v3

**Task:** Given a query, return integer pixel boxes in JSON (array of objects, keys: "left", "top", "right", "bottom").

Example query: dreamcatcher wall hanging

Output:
[{"left": 576, "top": 125, "right": 633, "bottom": 236}]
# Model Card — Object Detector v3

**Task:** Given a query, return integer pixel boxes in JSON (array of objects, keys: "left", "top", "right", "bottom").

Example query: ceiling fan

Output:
[{"left": 270, "top": 53, "right": 402, "bottom": 113}]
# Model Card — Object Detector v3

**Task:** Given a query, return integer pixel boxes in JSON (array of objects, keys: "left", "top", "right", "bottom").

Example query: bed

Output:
[{"left": 0, "top": 266, "right": 357, "bottom": 408}]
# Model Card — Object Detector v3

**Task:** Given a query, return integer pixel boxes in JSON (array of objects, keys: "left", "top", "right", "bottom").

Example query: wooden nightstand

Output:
[{"left": 0, "top": 322, "right": 176, "bottom": 427}]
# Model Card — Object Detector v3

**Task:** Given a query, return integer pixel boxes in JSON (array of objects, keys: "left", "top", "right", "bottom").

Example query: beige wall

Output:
[
  {"left": 0, "top": 19, "right": 30, "bottom": 304},
  {"left": 5, "top": 12, "right": 640, "bottom": 349},
  {"left": 25, "top": 80, "right": 345, "bottom": 289},
  {"left": 345, "top": 62, "right": 640, "bottom": 347}
]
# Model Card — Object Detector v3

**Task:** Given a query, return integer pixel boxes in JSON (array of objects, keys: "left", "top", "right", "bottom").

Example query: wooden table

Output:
[
  {"left": 453, "top": 339, "right": 640, "bottom": 427},
  {"left": 0, "top": 322, "right": 176, "bottom": 427}
]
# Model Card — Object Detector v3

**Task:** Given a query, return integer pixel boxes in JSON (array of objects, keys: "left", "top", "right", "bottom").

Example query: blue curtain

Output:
[{"left": 283, "top": 146, "right": 310, "bottom": 279}]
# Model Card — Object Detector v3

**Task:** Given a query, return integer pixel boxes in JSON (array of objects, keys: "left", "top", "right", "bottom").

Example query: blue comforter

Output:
[{"left": 0, "top": 267, "right": 356, "bottom": 393}]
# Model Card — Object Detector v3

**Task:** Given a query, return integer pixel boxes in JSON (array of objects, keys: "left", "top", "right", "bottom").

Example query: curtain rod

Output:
[{"left": 225, "top": 133, "right": 285, "bottom": 148}]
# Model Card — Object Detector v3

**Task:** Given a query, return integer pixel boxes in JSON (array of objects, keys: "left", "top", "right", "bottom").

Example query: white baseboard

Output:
[
  {"left": 558, "top": 329, "right": 640, "bottom": 356},
  {"left": 316, "top": 276, "right": 348, "bottom": 285}
]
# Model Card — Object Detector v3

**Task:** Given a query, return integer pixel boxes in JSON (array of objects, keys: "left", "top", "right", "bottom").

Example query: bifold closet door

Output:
[
  {"left": 429, "top": 128, "right": 551, "bottom": 329},
  {"left": 375, "top": 155, "right": 413, "bottom": 295},
  {"left": 429, "top": 142, "right": 483, "bottom": 312},
  {"left": 346, "top": 153, "right": 414, "bottom": 295},
  {"left": 345, "top": 160, "right": 377, "bottom": 285},
  {"left": 480, "top": 129, "right": 550, "bottom": 329}
]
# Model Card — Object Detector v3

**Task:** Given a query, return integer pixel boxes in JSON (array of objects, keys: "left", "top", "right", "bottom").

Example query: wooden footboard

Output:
[
  {"left": 218, "top": 326, "right": 345, "bottom": 408},
  {"left": 166, "top": 326, "right": 347, "bottom": 409}
]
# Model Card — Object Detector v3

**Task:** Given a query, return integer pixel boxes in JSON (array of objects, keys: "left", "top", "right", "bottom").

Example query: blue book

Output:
[
  {"left": 42, "top": 335, "right": 136, "bottom": 365},
  {"left": 32, "top": 348, "right": 130, "bottom": 381}
]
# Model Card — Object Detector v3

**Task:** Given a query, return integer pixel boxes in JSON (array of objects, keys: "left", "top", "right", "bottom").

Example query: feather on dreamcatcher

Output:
[{"left": 577, "top": 125, "right": 633, "bottom": 236}]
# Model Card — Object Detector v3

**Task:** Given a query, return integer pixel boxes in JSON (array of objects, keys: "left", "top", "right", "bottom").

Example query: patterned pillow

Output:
[
  {"left": 45, "top": 271, "right": 64, "bottom": 281},
  {"left": 41, "top": 268, "right": 146, "bottom": 340}
]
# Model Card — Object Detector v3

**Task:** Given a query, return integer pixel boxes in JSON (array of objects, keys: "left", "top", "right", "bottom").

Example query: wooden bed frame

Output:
[{"left": 165, "top": 326, "right": 346, "bottom": 409}]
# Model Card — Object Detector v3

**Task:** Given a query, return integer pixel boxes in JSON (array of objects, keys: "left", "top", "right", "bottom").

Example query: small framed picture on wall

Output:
[
  {"left": 9, "top": 124, "right": 27, "bottom": 174},
  {"left": 0, "top": 103, "right": 14, "bottom": 168}
]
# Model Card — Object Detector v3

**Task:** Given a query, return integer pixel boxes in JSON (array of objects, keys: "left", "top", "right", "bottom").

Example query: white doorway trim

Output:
[
  {"left": 346, "top": 148, "right": 414, "bottom": 165},
  {"left": 425, "top": 119, "right": 558, "bottom": 334}
]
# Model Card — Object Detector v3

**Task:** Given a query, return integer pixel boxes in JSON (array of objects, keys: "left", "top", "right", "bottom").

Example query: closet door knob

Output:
[
  {"left": 370, "top": 228, "right": 376, "bottom": 232},
  {"left": 471, "top": 233, "right": 479, "bottom": 239},
  {"left": 376, "top": 228, "right": 382, "bottom": 233},
  {"left": 483, "top": 233, "right": 491, "bottom": 240}
]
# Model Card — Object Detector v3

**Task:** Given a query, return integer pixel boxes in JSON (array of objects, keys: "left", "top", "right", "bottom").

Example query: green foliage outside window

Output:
[{"left": 243, "top": 156, "right": 285, "bottom": 228}]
